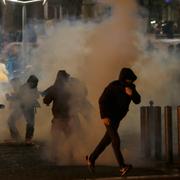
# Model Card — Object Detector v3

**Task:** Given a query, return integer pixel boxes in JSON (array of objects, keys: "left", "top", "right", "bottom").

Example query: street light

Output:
[
  {"left": 2, "top": 0, "right": 6, "bottom": 4},
  {"left": 2, "top": 0, "right": 47, "bottom": 5}
]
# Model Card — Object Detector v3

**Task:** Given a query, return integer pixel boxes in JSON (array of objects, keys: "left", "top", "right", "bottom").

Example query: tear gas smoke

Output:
[
  {"left": 33, "top": 0, "right": 142, "bottom": 165},
  {"left": 0, "top": 0, "right": 180, "bottom": 167},
  {"left": 0, "top": 0, "right": 143, "bottom": 166}
]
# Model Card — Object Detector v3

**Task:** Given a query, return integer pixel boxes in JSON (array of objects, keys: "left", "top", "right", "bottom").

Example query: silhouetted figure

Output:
[
  {"left": 5, "top": 44, "right": 22, "bottom": 80},
  {"left": 24, "top": 24, "right": 37, "bottom": 44},
  {"left": 43, "top": 70, "right": 72, "bottom": 161},
  {"left": 146, "top": 40, "right": 155, "bottom": 52},
  {"left": 175, "top": 43, "right": 180, "bottom": 58},
  {"left": 68, "top": 77, "right": 94, "bottom": 123},
  {"left": 43, "top": 70, "right": 71, "bottom": 134},
  {"left": 86, "top": 68, "right": 141, "bottom": 176},
  {"left": 163, "top": 21, "right": 174, "bottom": 39},
  {"left": 168, "top": 44, "right": 175, "bottom": 56},
  {"left": 5, "top": 78, "right": 22, "bottom": 142},
  {"left": 18, "top": 75, "right": 40, "bottom": 145}
]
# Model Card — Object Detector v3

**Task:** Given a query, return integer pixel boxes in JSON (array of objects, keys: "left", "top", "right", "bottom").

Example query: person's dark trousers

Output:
[
  {"left": 8, "top": 109, "right": 22, "bottom": 140},
  {"left": 22, "top": 106, "right": 35, "bottom": 140},
  {"left": 89, "top": 119, "right": 125, "bottom": 167}
]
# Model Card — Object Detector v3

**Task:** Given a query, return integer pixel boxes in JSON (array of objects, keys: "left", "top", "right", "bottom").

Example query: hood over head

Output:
[
  {"left": 119, "top": 67, "right": 137, "bottom": 82},
  {"left": 27, "top": 75, "right": 38, "bottom": 88},
  {"left": 54, "top": 70, "right": 70, "bottom": 85}
]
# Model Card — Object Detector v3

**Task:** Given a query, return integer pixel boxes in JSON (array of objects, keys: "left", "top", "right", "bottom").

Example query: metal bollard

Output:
[
  {"left": 164, "top": 106, "right": 173, "bottom": 163},
  {"left": 177, "top": 106, "right": 180, "bottom": 158},
  {"left": 140, "top": 106, "right": 151, "bottom": 158},
  {"left": 154, "top": 106, "right": 162, "bottom": 160},
  {"left": 140, "top": 102, "right": 162, "bottom": 160}
]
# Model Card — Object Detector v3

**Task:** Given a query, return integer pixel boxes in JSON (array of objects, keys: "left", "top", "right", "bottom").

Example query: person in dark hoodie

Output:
[
  {"left": 43, "top": 70, "right": 72, "bottom": 161},
  {"left": 18, "top": 75, "right": 40, "bottom": 145},
  {"left": 86, "top": 67, "right": 141, "bottom": 176},
  {"left": 43, "top": 70, "right": 71, "bottom": 134}
]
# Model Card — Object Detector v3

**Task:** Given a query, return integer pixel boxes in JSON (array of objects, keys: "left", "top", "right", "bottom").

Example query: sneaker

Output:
[
  {"left": 119, "top": 164, "right": 133, "bottom": 176},
  {"left": 86, "top": 155, "right": 95, "bottom": 173},
  {"left": 25, "top": 139, "right": 34, "bottom": 145}
]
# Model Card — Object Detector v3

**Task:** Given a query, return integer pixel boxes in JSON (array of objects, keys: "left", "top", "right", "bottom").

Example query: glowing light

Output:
[
  {"left": 2, "top": 0, "right": 47, "bottom": 5},
  {"left": 165, "top": 0, "right": 172, "bottom": 3},
  {"left": 150, "top": 20, "right": 156, "bottom": 24},
  {"left": 2, "top": 0, "right": 6, "bottom": 4},
  {"left": 43, "top": 0, "right": 47, "bottom": 5}
]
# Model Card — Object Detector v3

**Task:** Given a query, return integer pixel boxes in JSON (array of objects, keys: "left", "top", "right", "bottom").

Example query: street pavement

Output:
[{"left": 0, "top": 143, "right": 180, "bottom": 180}]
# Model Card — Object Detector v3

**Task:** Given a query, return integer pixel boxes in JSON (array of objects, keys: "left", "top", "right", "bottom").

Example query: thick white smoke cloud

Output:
[
  {"left": 30, "top": 0, "right": 142, "bottom": 165},
  {"left": 0, "top": 0, "right": 179, "bottom": 166},
  {"left": 0, "top": 0, "right": 142, "bottom": 166}
]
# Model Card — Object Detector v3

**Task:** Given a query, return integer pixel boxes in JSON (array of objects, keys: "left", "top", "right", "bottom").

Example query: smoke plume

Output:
[
  {"left": 31, "top": 0, "right": 141, "bottom": 165},
  {"left": 1, "top": 0, "right": 179, "bottom": 167}
]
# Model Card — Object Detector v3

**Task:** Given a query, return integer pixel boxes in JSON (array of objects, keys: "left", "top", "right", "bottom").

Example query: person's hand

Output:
[
  {"left": 102, "top": 118, "right": 111, "bottom": 126},
  {"left": 125, "top": 87, "right": 133, "bottom": 96}
]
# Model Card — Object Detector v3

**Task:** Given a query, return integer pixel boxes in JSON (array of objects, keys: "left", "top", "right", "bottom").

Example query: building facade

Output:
[
  {"left": 1, "top": 0, "right": 179, "bottom": 33},
  {"left": 0, "top": 0, "right": 103, "bottom": 32},
  {"left": 138, "top": 0, "right": 180, "bottom": 32},
  {"left": 0, "top": 0, "right": 86, "bottom": 31}
]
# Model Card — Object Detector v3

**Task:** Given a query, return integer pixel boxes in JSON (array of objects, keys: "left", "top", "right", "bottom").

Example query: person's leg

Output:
[
  {"left": 106, "top": 125, "right": 125, "bottom": 167},
  {"left": 51, "top": 118, "right": 61, "bottom": 162},
  {"left": 7, "top": 110, "right": 21, "bottom": 141},
  {"left": 89, "top": 130, "right": 111, "bottom": 164},
  {"left": 23, "top": 107, "right": 35, "bottom": 142},
  {"left": 108, "top": 121, "right": 133, "bottom": 176},
  {"left": 88, "top": 119, "right": 125, "bottom": 168}
]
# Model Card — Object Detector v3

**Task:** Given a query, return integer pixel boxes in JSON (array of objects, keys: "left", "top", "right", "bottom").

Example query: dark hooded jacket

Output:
[
  {"left": 99, "top": 68, "right": 141, "bottom": 122},
  {"left": 43, "top": 70, "right": 71, "bottom": 119}
]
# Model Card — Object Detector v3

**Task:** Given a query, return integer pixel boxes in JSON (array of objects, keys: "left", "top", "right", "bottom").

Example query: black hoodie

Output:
[
  {"left": 43, "top": 70, "right": 71, "bottom": 119},
  {"left": 99, "top": 68, "right": 141, "bottom": 122}
]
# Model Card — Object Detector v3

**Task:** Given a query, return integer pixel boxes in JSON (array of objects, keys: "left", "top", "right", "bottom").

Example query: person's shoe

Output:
[
  {"left": 119, "top": 164, "right": 133, "bottom": 176},
  {"left": 86, "top": 155, "right": 95, "bottom": 173},
  {"left": 25, "top": 139, "right": 34, "bottom": 145}
]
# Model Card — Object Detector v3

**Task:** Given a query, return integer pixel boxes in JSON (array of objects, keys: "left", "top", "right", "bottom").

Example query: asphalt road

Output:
[{"left": 0, "top": 143, "right": 180, "bottom": 180}]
